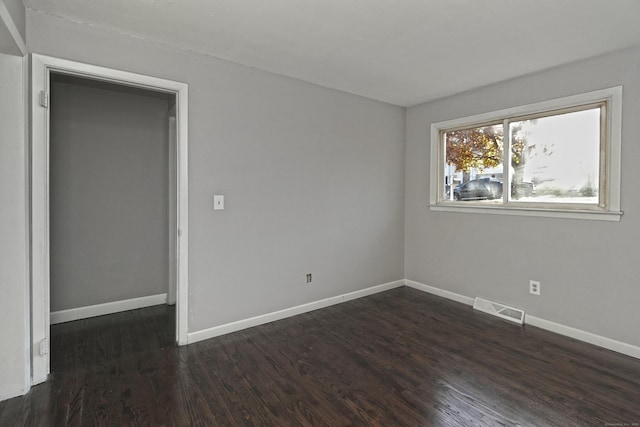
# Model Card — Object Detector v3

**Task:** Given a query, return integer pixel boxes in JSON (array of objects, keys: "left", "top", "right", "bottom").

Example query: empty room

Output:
[{"left": 1, "top": 1, "right": 639, "bottom": 425}]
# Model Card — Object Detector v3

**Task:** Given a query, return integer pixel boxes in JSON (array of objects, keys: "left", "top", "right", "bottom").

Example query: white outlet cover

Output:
[
  {"left": 530, "top": 280, "right": 541, "bottom": 295},
  {"left": 214, "top": 195, "right": 224, "bottom": 210}
]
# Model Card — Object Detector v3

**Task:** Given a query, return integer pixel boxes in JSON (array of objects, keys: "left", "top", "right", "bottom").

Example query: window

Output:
[{"left": 430, "top": 87, "right": 622, "bottom": 221}]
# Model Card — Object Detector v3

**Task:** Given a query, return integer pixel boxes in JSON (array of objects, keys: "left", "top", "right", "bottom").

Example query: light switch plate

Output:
[{"left": 213, "top": 195, "right": 224, "bottom": 210}]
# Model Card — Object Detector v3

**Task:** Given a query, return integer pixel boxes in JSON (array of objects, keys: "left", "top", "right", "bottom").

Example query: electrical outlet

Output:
[
  {"left": 530, "top": 280, "right": 541, "bottom": 295},
  {"left": 213, "top": 195, "right": 224, "bottom": 210},
  {"left": 306, "top": 273, "right": 312, "bottom": 283}
]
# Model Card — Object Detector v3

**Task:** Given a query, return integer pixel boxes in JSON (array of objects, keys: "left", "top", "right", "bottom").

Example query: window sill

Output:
[{"left": 430, "top": 203, "right": 623, "bottom": 221}]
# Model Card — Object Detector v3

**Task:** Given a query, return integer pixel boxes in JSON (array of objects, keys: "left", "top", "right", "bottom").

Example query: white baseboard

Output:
[
  {"left": 50, "top": 293, "right": 167, "bottom": 324},
  {"left": 404, "top": 279, "right": 474, "bottom": 306},
  {"left": 187, "top": 280, "right": 405, "bottom": 344},
  {"left": 525, "top": 315, "right": 640, "bottom": 360},
  {"left": 0, "top": 383, "right": 28, "bottom": 403},
  {"left": 405, "top": 279, "right": 640, "bottom": 360}
]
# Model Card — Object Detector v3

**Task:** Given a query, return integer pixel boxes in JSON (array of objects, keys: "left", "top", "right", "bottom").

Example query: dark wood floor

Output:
[{"left": 2, "top": 287, "right": 639, "bottom": 426}]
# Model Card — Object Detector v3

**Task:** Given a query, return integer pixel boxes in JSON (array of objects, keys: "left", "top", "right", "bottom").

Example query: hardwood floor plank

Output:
[
  {"left": 2, "top": 287, "right": 640, "bottom": 426},
  {"left": 219, "top": 336, "right": 329, "bottom": 426}
]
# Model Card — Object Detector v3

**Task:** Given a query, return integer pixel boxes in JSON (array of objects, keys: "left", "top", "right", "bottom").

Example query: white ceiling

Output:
[{"left": 24, "top": 0, "right": 640, "bottom": 107}]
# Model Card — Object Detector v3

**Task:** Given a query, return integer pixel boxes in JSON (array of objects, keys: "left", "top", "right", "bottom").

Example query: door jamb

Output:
[{"left": 30, "top": 53, "right": 189, "bottom": 385}]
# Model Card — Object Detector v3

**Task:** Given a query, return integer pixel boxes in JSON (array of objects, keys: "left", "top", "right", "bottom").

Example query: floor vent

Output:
[{"left": 473, "top": 297, "right": 525, "bottom": 325}]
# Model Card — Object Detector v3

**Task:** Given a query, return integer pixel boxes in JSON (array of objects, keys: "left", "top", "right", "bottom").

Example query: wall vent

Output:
[{"left": 473, "top": 297, "right": 525, "bottom": 325}]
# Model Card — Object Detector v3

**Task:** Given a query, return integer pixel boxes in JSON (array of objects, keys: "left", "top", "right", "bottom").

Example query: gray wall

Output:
[
  {"left": 405, "top": 46, "right": 640, "bottom": 347},
  {"left": 27, "top": 10, "right": 406, "bottom": 332},
  {"left": 3, "top": 0, "right": 25, "bottom": 41},
  {"left": 0, "top": 0, "right": 25, "bottom": 55},
  {"left": 0, "top": 52, "right": 28, "bottom": 400},
  {"left": 50, "top": 75, "right": 172, "bottom": 311}
]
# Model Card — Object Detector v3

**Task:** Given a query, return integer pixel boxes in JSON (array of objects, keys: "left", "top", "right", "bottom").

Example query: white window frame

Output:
[{"left": 429, "top": 87, "right": 623, "bottom": 221}]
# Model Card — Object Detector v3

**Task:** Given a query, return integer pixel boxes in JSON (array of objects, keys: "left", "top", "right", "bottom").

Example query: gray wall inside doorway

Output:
[{"left": 50, "top": 74, "right": 174, "bottom": 312}]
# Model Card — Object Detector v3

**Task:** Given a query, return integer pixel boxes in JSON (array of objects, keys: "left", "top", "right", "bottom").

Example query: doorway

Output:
[{"left": 30, "top": 54, "right": 189, "bottom": 385}]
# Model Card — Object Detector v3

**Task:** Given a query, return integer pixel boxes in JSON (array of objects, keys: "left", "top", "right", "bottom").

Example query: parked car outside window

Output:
[{"left": 452, "top": 178, "right": 534, "bottom": 201}]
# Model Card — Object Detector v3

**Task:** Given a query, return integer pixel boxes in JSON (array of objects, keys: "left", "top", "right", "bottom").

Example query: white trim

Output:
[
  {"left": 176, "top": 88, "right": 189, "bottom": 345},
  {"left": 187, "top": 280, "right": 405, "bottom": 344},
  {"left": 50, "top": 294, "right": 167, "bottom": 324},
  {"left": 406, "top": 279, "right": 640, "bottom": 360},
  {"left": 0, "top": 384, "right": 26, "bottom": 403},
  {"left": 429, "top": 204, "right": 623, "bottom": 221},
  {"left": 0, "top": 2, "right": 27, "bottom": 56},
  {"left": 22, "top": 54, "right": 31, "bottom": 396},
  {"left": 429, "top": 86, "right": 623, "bottom": 221},
  {"left": 30, "top": 53, "right": 189, "bottom": 386},
  {"left": 3, "top": 54, "right": 30, "bottom": 397},
  {"left": 433, "top": 87, "right": 622, "bottom": 131},
  {"left": 167, "top": 111, "right": 177, "bottom": 306},
  {"left": 404, "top": 279, "right": 474, "bottom": 306},
  {"left": 525, "top": 315, "right": 640, "bottom": 360}
]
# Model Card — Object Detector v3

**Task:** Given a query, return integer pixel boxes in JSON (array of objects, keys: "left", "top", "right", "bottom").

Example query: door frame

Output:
[{"left": 30, "top": 53, "right": 189, "bottom": 385}]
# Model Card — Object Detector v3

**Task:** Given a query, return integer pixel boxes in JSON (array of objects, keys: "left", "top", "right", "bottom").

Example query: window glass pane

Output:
[
  {"left": 443, "top": 124, "right": 504, "bottom": 203},
  {"left": 508, "top": 108, "right": 600, "bottom": 204}
]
